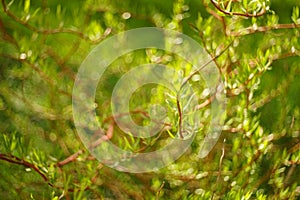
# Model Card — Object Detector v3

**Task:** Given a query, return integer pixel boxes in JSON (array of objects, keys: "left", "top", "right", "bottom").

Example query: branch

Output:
[
  {"left": 176, "top": 97, "right": 183, "bottom": 139},
  {"left": 228, "top": 23, "right": 300, "bottom": 37},
  {"left": 1, "top": 0, "right": 110, "bottom": 44},
  {"left": 89, "top": 122, "right": 114, "bottom": 149},
  {"left": 180, "top": 41, "right": 233, "bottom": 90},
  {"left": 210, "top": 0, "right": 266, "bottom": 18},
  {"left": 56, "top": 150, "right": 84, "bottom": 167},
  {"left": 201, "top": 0, "right": 223, "bottom": 21},
  {"left": 0, "top": 53, "right": 72, "bottom": 98},
  {"left": 196, "top": 95, "right": 215, "bottom": 110},
  {"left": 56, "top": 122, "right": 115, "bottom": 167},
  {"left": 0, "top": 153, "right": 51, "bottom": 186},
  {"left": 155, "top": 181, "right": 165, "bottom": 200},
  {"left": 45, "top": 47, "right": 76, "bottom": 79},
  {"left": 0, "top": 17, "right": 18, "bottom": 48},
  {"left": 176, "top": 42, "right": 232, "bottom": 139},
  {"left": 102, "top": 109, "right": 172, "bottom": 129},
  {"left": 102, "top": 110, "right": 150, "bottom": 124}
]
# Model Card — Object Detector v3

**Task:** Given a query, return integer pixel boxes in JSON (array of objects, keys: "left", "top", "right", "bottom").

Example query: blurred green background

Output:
[{"left": 0, "top": 0, "right": 300, "bottom": 199}]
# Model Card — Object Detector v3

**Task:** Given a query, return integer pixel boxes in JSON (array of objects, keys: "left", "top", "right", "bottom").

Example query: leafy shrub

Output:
[{"left": 0, "top": 0, "right": 300, "bottom": 199}]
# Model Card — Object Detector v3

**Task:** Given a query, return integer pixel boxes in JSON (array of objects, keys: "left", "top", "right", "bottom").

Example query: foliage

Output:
[{"left": 0, "top": 0, "right": 300, "bottom": 199}]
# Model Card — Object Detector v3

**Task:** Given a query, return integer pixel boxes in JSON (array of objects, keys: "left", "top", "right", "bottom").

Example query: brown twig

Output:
[
  {"left": 180, "top": 41, "right": 233, "bottom": 90},
  {"left": 176, "top": 97, "right": 183, "bottom": 139},
  {"left": 102, "top": 110, "right": 150, "bottom": 125},
  {"left": 89, "top": 122, "right": 114, "bottom": 149},
  {"left": 202, "top": 0, "right": 223, "bottom": 21},
  {"left": 0, "top": 17, "right": 19, "bottom": 48},
  {"left": 0, "top": 53, "right": 72, "bottom": 98},
  {"left": 210, "top": 0, "right": 266, "bottom": 18},
  {"left": 156, "top": 181, "right": 165, "bottom": 200},
  {"left": 1, "top": 0, "right": 110, "bottom": 44},
  {"left": 196, "top": 95, "right": 215, "bottom": 110},
  {"left": 176, "top": 41, "right": 233, "bottom": 140},
  {"left": 56, "top": 150, "right": 84, "bottom": 167},
  {"left": 0, "top": 153, "right": 52, "bottom": 186},
  {"left": 1, "top": 0, "right": 82, "bottom": 37},
  {"left": 211, "top": 139, "right": 226, "bottom": 199},
  {"left": 228, "top": 23, "right": 300, "bottom": 37},
  {"left": 56, "top": 122, "right": 114, "bottom": 168},
  {"left": 44, "top": 47, "right": 76, "bottom": 80},
  {"left": 102, "top": 109, "right": 172, "bottom": 129}
]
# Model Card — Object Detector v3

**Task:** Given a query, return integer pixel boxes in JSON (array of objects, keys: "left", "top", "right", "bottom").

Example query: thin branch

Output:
[
  {"left": 102, "top": 109, "right": 172, "bottom": 129},
  {"left": 56, "top": 150, "right": 84, "bottom": 167},
  {"left": 1, "top": 0, "right": 110, "bottom": 44},
  {"left": 56, "top": 122, "right": 114, "bottom": 167},
  {"left": 284, "top": 164, "right": 296, "bottom": 187},
  {"left": 0, "top": 53, "right": 72, "bottom": 98},
  {"left": 176, "top": 41, "right": 233, "bottom": 140},
  {"left": 180, "top": 40, "right": 233, "bottom": 90},
  {"left": 288, "top": 141, "right": 300, "bottom": 154},
  {"left": 1, "top": 0, "right": 81, "bottom": 37},
  {"left": 0, "top": 153, "right": 51, "bottom": 186},
  {"left": 89, "top": 122, "right": 114, "bottom": 149},
  {"left": 176, "top": 98, "right": 183, "bottom": 139},
  {"left": 228, "top": 23, "right": 300, "bottom": 37},
  {"left": 102, "top": 110, "right": 150, "bottom": 125},
  {"left": 156, "top": 181, "right": 165, "bottom": 200},
  {"left": 211, "top": 139, "right": 226, "bottom": 199},
  {"left": 210, "top": 0, "right": 266, "bottom": 18},
  {"left": 196, "top": 95, "right": 215, "bottom": 110},
  {"left": 202, "top": 0, "right": 223, "bottom": 21},
  {"left": 0, "top": 17, "right": 19, "bottom": 48},
  {"left": 45, "top": 47, "right": 76, "bottom": 80}
]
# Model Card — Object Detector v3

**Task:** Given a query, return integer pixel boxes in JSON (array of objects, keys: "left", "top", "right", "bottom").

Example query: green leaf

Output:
[{"left": 24, "top": 0, "right": 30, "bottom": 13}]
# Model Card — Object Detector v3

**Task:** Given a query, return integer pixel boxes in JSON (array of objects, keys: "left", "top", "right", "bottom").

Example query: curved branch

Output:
[
  {"left": 210, "top": 0, "right": 266, "bottom": 18},
  {"left": 0, "top": 153, "right": 51, "bottom": 186}
]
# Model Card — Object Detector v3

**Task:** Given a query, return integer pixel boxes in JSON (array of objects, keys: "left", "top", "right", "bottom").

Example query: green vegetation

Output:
[{"left": 0, "top": 0, "right": 300, "bottom": 199}]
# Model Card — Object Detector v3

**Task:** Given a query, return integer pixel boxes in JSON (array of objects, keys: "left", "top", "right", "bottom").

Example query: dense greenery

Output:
[{"left": 0, "top": 0, "right": 300, "bottom": 199}]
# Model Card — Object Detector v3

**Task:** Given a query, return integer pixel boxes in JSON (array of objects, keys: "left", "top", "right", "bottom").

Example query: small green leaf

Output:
[
  {"left": 24, "top": 0, "right": 30, "bottom": 13},
  {"left": 167, "top": 129, "right": 175, "bottom": 138}
]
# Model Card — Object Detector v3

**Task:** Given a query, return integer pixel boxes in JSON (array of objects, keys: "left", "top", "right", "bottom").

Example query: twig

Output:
[
  {"left": 228, "top": 23, "right": 300, "bottom": 37},
  {"left": 156, "top": 181, "right": 165, "bottom": 200},
  {"left": 196, "top": 95, "right": 215, "bottom": 110},
  {"left": 89, "top": 122, "right": 114, "bottom": 149},
  {"left": 176, "top": 98, "right": 183, "bottom": 139},
  {"left": 1, "top": 0, "right": 110, "bottom": 44},
  {"left": 45, "top": 47, "right": 76, "bottom": 80},
  {"left": 0, "top": 17, "right": 19, "bottom": 48},
  {"left": 210, "top": 0, "right": 266, "bottom": 18},
  {"left": 56, "top": 122, "right": 114, "bottom": 168},
  {"left": 180, "top": 40, "right": 233, "bottom": 90},
  {"left": 0, "top": 153, "right": 52, "bottom": 186},
  {"left": 175, "top": 42, "right": 232, "bottom": 139},
  {"left": 102, "top": 110, "right": 150, "bottom": 124},
  {"left": 102, "top": 109, "right": 172, "bottom": 129},
  {"left": 211, "top": 139, "right": 226, "bottom": 199},
  {"left": 201, "top": 0, "right": 223, "bottom": 21},
  {"left": 284, "top": 164, "right": 296, "bottom": 187},
  {"left": 0, "top": 53, "right": 72, "bottom": 97},
  {"left": 56, "top": 150, "right": 84, "bottom": 167}
]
